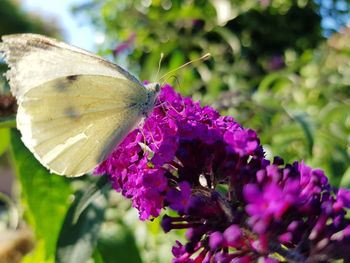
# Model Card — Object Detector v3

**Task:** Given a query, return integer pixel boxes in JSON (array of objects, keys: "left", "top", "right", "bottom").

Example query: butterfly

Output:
[{"left": 0, "top": 33, "right": 160, "bottom": 177}]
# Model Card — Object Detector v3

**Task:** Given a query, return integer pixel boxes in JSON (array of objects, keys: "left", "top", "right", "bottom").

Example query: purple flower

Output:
[
  {"left": 96, "top": 85, "right": 262, "bottom": 220},
  {"left": 209, "top": 231, "right": 224, "bottom": 250},
  {"left": 223, "top": 225, "right": 242, "bottom": 246},
  {"left": 244, "top": 182, "right": 292, "bottom": 233},
  {"left": 266, "top": 55, "right": 285, "bottom": 71},
  {"left": 167, "top": 181, "right": 192, "bottom": 213},
  {"left": 96, "top": 85, "right": 350, "bottom": 262},
  {"left": 334, "top": 188, "right": 350, "bottom": 210}
]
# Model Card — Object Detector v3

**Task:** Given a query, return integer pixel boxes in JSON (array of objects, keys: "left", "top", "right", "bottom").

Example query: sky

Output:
[{"left": 22, "top": 0, "right": 98, "bottom": 51}]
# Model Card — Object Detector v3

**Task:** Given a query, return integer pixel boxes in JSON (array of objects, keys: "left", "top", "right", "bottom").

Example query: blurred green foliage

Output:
[
  {"left": 0, "top": 0, "right": 349, "bottom": 263},
  {"left": 0, "top": 0, "right": 60, "bottom": 37}
]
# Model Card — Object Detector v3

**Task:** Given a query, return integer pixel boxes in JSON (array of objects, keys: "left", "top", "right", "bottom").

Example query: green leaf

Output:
[
  {"left": 56, "top": 190, "right": 106, "bottom": 263},
  {"left": 97, "top": 223, "right": 142, "bottom": 263},
  {"left": 258, "top": 73, "right": 290, "bottom": 92},
  {"left": 92, "top": 249, "right": 105, "bottom": 263},
  {"left": 9, "top": 130, "right": 73, "bottom": 262},
  {"left": 0, "top": 128, "right": 10, "bottom": 156},
  {"left": 73, "top": 175, "right": 110, "bottom": 224},
  {"left": 293, "top": 113, "right": 314, "bottom": 157}
]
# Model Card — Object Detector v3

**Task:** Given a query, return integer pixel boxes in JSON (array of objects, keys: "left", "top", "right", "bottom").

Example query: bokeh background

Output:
[{"left": 0, "top": 0, "right": 349, "bottom": 262}]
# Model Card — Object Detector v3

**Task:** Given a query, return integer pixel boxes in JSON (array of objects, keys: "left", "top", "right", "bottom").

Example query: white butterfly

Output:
[{"left": 0, "top": 33, "right": 160, "bottom": 177}]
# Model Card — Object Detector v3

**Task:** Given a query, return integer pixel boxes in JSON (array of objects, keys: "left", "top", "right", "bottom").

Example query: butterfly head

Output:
[
  {"left": 146, "top": 82, "right": 161, "bottom": 93},
  {"left": 143, "top": 83, "right": 161, "bottom": 117}
]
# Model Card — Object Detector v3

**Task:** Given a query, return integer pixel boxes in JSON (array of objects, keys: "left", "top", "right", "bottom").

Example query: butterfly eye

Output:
[{"left": 155, "top": 84, "right": 160, "bottom": 92}]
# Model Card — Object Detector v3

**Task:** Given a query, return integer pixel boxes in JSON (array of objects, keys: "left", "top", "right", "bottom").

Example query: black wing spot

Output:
[{"left": 67, "top": 75, "right": 78, "bottom": 82}]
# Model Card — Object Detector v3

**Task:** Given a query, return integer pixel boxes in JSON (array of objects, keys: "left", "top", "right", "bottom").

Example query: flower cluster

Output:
[{"left": 95, "top": 85, "right": 350, "bottom": 262}]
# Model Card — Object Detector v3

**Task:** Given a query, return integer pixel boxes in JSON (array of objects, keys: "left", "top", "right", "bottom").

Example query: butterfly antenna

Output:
[
  {"left": 155, "top": 52, "right": 164, "bottom": 82},
  {"left": 159, "top": 53, "right": 211, "bottom": 82},
  {"left": 159, "top": 74, "right": 181, "bottom": 89},
  {"left": 172, "top": 75, "right": 181, "bottom": 90}
]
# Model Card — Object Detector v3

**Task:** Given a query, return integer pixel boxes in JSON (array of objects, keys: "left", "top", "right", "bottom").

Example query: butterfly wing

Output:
[
  {"left": 0, "top": 33, "right": 143, "bottom": 100},
  {"left": 17, "top": 75, "right": 148, "bottom": 177}
]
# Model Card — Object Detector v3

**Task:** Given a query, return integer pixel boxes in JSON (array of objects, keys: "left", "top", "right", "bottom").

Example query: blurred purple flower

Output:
[
  {"left": 112, "top": 32, "right": 136, "bottom": 57},
  {"left": 260, "top": 0, "right": 271, "bottom": 8},
  {"left": 267, "top": 55, "right": 285, "bottom": 71},
  {"left": 95, "top": 85, "right": 350, "bottom": 262}
]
